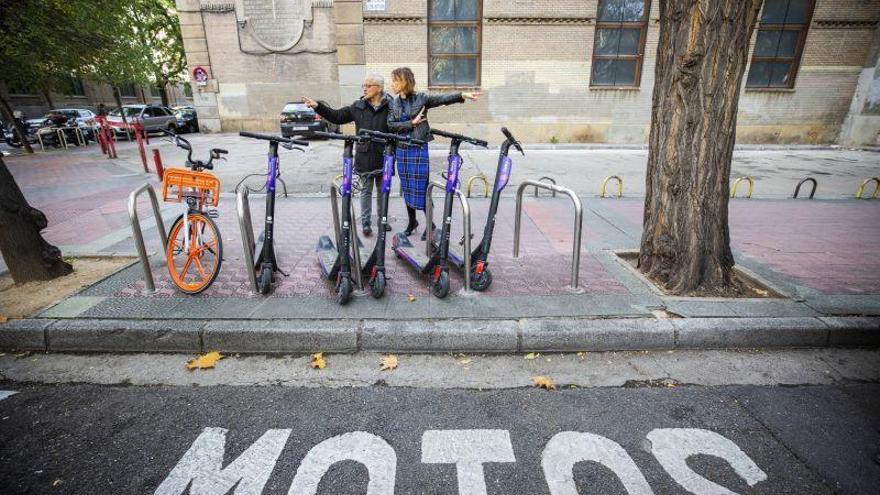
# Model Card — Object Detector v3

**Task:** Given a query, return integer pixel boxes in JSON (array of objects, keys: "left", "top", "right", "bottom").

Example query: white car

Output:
[
  {"left": 26, "top": 108, "right": 97, "bottom": 128},
  {"left": 107, "top": 104, "right": 177, "bottom": 134}
]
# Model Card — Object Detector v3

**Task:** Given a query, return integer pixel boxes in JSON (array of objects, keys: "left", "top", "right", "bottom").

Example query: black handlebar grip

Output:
[
  {"left": 501, "top": 127, "right": 516, "bottom": 143},
  {"left": 291, "top": 138, "right": 309, "bottom": 146},
  {"left": 212, "top": 148, "right": 229, "bottom": 155}
]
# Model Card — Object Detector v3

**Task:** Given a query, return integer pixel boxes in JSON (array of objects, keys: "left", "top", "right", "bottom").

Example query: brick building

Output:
[{"left": 177, "top": 0, "right": 880, "bottom": 145}]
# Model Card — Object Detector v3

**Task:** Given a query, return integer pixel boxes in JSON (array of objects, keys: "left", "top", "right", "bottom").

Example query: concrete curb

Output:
[{"left": 0, "top": 316, "right": 877, "bottom": 354}]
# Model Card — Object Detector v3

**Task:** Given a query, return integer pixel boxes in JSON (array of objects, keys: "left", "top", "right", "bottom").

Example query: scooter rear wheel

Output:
[
  {"left": 369, "top": 271, "right": 386, "bottom": 299},
  {"left": 470, "top": 267, "right": 493, "bottom": 292},
  {"left": 431, "top": 271, "right": 450, "bottom": 299},
  {"left": 258, "top": 267, "right": 272, "bottom": 295},
  {"left": 337, "top": 277, "right": 353, "bottom": 305}
]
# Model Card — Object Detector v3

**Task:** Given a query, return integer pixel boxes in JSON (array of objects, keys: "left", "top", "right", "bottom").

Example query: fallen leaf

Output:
[
  {"left": 533, "top": 376, "right": 557, "bottom": 390},
  {"left": 576, "top": 352, "right": 585, "bottom": 360},
  {"left": 310, "top": 352, "right": 327, "bottom": 370},
  {"left": 379, "top": 355, "right": 399, "bottom": 371},
  {"left": 13, "top": 351, "right": 31, "bottom": 360},
  {"left": 458, "top": 358, "right": 472, "bottom": 365},
  {"left": 524, "top": 352, "right": 538, "bottom": 360},
  {"left": 408, "top": 294, "right": 417, "bottom": 302},
  {"left": 52, "top": 479, "right": 62, "bottom": 487},
  {"left": 186, "top": 351, "right": 223, "bottom": 370},
  {"left": 753, "top": 288, "right": 769, "bottom": 296}
]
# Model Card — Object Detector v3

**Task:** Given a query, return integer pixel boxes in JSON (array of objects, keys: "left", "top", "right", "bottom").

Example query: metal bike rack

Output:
[
  {"left": 793, "top": 177, "right": 817, "bottom": 199},
  {"left": 235, "top": 187, "right": 259, "bottom": 294},
  {"left": 514, "top": 179, "right": 584, "bottom": 294},
  {"left": 600, "top": 175, "right": 624, "bottom": 198},
  {"left": 730, "top": 177, "right": 755, "bottom": 199},
  {"left": 856, "top": 177, "right": 880, "bottom": 199},
  {"left": 425, "top": 180, "right": 472, "bottom": 294},
  {"left": 330, "top": 182, "right": 366, "bottom": 293},
  {"left": 533, "top": 176, "right": 557, "bottom": 197},
  {"left": 466, "top": 174, "right": 489, "bottom": 198},
  {"left": 128, "top": 183, "right": 168, "bottom": 293}
]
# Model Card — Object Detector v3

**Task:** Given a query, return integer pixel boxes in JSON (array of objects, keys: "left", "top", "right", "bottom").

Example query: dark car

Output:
[
  {"left": 279, "top": 102, "right": 336, "bottom": 138},
  {"left": 173, "top": 107, "right": 199, "bottom": 134}
]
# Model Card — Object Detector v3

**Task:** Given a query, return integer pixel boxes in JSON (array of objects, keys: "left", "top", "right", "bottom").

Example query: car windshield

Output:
[
  {"left": 282, "top": 103, "right": 313, "bottom": 114},
  {"left": 175, "top": 109, "right": 195, "bottom": 118},
  {"left": 108, "top": 107, "right": 142, "bottom": 117}
]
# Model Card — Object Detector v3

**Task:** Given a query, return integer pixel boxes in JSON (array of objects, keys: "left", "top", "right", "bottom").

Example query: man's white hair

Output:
[{"left": 365, "top": 73, "right": 385, "bottom": 87}]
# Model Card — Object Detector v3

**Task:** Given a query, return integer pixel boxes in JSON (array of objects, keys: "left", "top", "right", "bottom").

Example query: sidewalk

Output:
[{"left": 1, "top": 139, "right": 878, "bottom": 353}]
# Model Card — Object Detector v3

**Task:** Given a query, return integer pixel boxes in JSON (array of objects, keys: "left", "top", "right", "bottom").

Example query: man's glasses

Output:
[{"left": 361, "top": 84, "right": 379, "bottom": 89}]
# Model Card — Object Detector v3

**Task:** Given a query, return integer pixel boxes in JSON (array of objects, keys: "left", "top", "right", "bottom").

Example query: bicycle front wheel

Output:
[{"left": 166, "top": 212, "right": 223, "bottom": 295}]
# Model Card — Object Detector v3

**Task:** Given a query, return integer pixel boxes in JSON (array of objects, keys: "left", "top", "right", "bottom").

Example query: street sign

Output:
[
  {"left": 364, "top": 0, "right": 385, "bottom": 11},
  {"left": 192, "top": 66, "right": 209, "bottom": 87}
]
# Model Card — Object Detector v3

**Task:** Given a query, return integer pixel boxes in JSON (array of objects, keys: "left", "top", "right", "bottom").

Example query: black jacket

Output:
[
  {"left": 387, "top": 91, "right": 464, "bottom": 142},
  {"left": 315, "top": 93, "right": 392, "bottom": 172}
]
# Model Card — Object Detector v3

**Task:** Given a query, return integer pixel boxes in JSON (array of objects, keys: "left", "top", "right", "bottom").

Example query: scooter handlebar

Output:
[
  {"left": 431, "top": 128, "right": 488, "bottom": 148},
  {"left": 500, "top": 127, "right": 524, "bottom": 155},
  {"left": 358, "top": 129, "right": 426, "bottom": 146},
  {"left": 239, "top": 131, "right": 309, "bottom": 147}
]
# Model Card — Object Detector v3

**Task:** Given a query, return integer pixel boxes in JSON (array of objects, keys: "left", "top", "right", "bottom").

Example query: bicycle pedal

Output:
[{"left": 206, "top": 209, "right": 220, "bottom": 218}]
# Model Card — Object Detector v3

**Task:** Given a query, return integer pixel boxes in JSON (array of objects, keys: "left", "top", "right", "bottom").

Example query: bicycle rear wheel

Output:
[{"left": 166, "top": 212, "right": 223, "bottom": 294}]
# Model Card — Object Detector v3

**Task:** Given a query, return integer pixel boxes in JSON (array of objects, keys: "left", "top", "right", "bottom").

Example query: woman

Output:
[{"left": 387, "top": 67, "right": 479, "bottom": 239}]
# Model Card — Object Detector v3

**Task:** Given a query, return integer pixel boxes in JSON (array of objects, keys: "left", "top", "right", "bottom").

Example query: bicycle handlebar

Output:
[
  {"left": 239, "top": 131, "right": 309, "bottom": 147},
  {"left": 358, "top": 129, "right": 426, "bottom": 146},
  {"left": 431, "top": 128, "right": 488, "bottom": 148},
  {"left": 162, "top": 129, "right": 222, "bottom": 170}
]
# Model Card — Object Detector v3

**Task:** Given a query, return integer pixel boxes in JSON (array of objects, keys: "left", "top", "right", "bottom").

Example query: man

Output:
[{"left": 302, "top": 74, "right": 391, "bottom": 237}]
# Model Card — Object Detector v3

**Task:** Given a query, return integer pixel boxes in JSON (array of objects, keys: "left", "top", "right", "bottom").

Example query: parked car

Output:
[
  {"left": 173, "top": 107, "right": 199, "bottom": 133},
  {"left": 106, "top": 104, "right": 177, "bottom": 134},
  {"left": 279, "top": 102, "right": 336, "bottom": 138}
]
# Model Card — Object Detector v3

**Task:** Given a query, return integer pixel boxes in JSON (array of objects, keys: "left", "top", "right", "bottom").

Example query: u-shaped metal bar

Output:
[
  {"left": 793, "top": 177, "right": 818, "bottom": 199},
  {"left": 600, "top": 175, "right": 624, "bottom": 198},
  {"left": 235, "top": 187, "right": 259, "bottom": 294},
  {"left": 730, "top": 177, "right": 755, "bottom": 199},
  {"left": 856, "top": 177, "right": 880, "bottom": 199},
  {"left": 514, "top": 179, "right": 584, "bottom": 293},
  {"left": 425, "top": 180, "right": 472, "bottom": 294},
  {"left": 466, "top": 174, "right": 489, "bottom": 198},
  {"left": 128, "top": 184, "right": 168, "bottom": 293},
  {"left": 533, "top": 176, "right": 557, "bottom": 197}
]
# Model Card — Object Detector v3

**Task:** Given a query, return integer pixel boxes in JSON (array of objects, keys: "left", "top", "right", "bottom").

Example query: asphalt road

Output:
[{"left": 0, "top": 383, "right": 878, "bottom": 494}]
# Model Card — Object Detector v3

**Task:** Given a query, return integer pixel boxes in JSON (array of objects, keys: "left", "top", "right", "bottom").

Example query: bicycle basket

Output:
[{"left": 162, "top": 168, "right": 221, "bottom": 207}]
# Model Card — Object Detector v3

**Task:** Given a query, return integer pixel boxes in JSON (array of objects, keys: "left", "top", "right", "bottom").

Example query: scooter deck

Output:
[
  {"left": 316, "top": 235, "right": 370, "bottom": 279},
  {"left": 392, "top": 232, "right": 433, "bottom": 273},
  {"left": 431, "top": 229, "right": 466, "bottom": 269}
]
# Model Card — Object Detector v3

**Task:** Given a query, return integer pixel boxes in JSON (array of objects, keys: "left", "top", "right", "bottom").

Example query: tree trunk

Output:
[
  {"left": 113, "top": 86, "right": 132, "bottom": 141},
  {"left": 159, "top": 82, "right": 170, "bottom": 107},
  {"left": 638, "top": 0, "right": 762, "bottom": 295},
  {"left": 0, "top": 155, "right": 73, "bottom": 283},
  {"left": 40, "top": 88, "right": 54, "bottom": 111},
  {"left": 0, "top": 93, "right": 34, "bottom": 154}
]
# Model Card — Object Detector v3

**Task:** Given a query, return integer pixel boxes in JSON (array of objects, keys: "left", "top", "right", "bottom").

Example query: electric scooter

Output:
[
  {"left": 356, "top": 129, "right": 426, "bottom": 298},
  {"left": 314, "top": 131, "right": 387, "bottom": 305},
  {"left": 239, "top": 131, "right": 309, "bottom": 294},
  {"left": 431, "top": 127, "right": 523, "bottom": 291},
  {"left": 392, "top": 128, "right": 488, "bottom": 298}
]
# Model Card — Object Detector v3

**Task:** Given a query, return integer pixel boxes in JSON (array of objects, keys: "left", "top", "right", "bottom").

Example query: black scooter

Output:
[
  {"left": 392, "top": 128, "right": 488, "bottom": 298},
  {"left": 356, "top": 129, "right": 425, "bottom": 298},
  {"left": 432, "top": 127, "right": 523, "bottom": 291}
]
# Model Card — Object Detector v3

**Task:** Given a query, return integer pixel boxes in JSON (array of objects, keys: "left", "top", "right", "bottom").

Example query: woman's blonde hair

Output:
[{"left": 391, "top": 67, "right": 416, "bottom": 97}]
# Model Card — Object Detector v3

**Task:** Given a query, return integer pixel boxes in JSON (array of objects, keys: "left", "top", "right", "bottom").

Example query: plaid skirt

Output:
[{"left": 396, "top": 143, "right": 430, "bottom": 210}]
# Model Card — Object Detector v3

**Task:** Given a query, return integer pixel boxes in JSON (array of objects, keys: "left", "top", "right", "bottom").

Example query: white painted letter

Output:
[
  {"left": 647, "top": 428, "right": 767, "bottom": 495},
  {"left": 421, "top": 429, "right": 516, "bottom": 495},
  {"left": 288, "top": 431, "right": 396, "bottom": 495},
  {"left": 155, "top": 427, "right": 291, "bottom": 495},
  {"left": 542, "top": 432, "right": 654, "bottom": 495}
]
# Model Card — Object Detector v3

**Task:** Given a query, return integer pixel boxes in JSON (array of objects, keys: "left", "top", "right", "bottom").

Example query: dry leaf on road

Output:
[
  {"left": 524, "top": 352, "right": 538, "bottom": 360},
  {"left": 380, "top": 355, "right": 399, "bottom": 371},
  {"left": 186, "top": 351, "right": 223, "bottom": 370},
  {"left": 310, "top": 352, "right": 327, "bottom": 370},
  {"left": 533, "top": 376, "right": 557, "bottom": 390},
  {"left": 408, "top": 294, "right": 416, "bottom": 302}
]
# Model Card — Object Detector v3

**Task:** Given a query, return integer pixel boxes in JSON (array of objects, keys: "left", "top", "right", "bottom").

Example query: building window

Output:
[
  {"left": 428, "top": 0, "right": 482, "bottom": 88},
  {"left": 746, "top": 0, "right": 815, "bottom": 89},
  {"left": 118, "top": 83, "right": 137, "bottom": 98},
  {"left": 66, "top": 76, "right": 86, "bottom": 97},
  {"left": 591, "top": 0, "right": 651, "bottom": 88}
]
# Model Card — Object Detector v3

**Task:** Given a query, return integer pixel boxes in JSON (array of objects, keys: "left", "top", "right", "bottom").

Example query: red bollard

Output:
[
  {"left": 152, "top": 149, "right": 165, "bottom": 180},
  {"left": 134, "top": 123, "right": 149, "bottom": 173}
]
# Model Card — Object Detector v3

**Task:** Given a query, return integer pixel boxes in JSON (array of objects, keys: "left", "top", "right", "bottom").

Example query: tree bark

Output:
[
  {"left": 40, "top": 88, "right": 55, "bottom": 111},
  {"left": 159, "top": 81, "right": 170, "bottom": 107},
  {"left": 639, "top": 0, "right": 762, "bottom": 295},
  {"left": 112, "top": 86, "right": 132, "bottom": 141},
  {"left": 0, "top": 155, "right": 73, "bottom": 283},
  {"left": 0, "top": 93, "right": 34, "bottom": 154}
]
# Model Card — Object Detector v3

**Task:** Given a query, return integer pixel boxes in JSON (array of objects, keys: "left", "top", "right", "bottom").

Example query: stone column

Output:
[
  {"left": 334, "top": 0, "right": 366, "bottom": 105},
  {"left": 176, "top": 0, "right": 221, "bottom": 133},
  {"left": 841, "top": 25, "right": 880, "bottom": 146}
]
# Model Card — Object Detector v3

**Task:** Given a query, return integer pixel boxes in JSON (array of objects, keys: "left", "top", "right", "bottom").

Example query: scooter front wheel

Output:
[
  {"left": 470, "top": 266, "right": 493, "bottom": 292},
  {"left": 431, "top": 270, "right": 450, "bottom": 299},
  {"left": 337, "top": 277, "right": 353, "bottom": 305},
  {"left": 258, "top": 267, "right": 273, "bottom": 295},
  {"left": 369, "top": 271, "right": 386, "bottom": 299}
]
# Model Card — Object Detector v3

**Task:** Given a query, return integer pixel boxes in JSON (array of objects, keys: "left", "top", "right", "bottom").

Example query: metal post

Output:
[
  {"left": 235, "top": 187, "right": 259, "bottom": 294},
  {"left": 128, "top": 184, "right": 168, "bottom": 293},
  {"left": 152, "top": 149, "right": 165, "bottom": 179},
  {"left": 514, "top": 179, "right": 584, "bottom": 293},
  {"left": 425, "top": 180, "right": 472, "bottom": 294}
]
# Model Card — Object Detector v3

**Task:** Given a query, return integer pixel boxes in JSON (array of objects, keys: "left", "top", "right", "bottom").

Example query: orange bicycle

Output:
[{"left": 161, "top": 132, "right": 227, "bottom": 294}]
